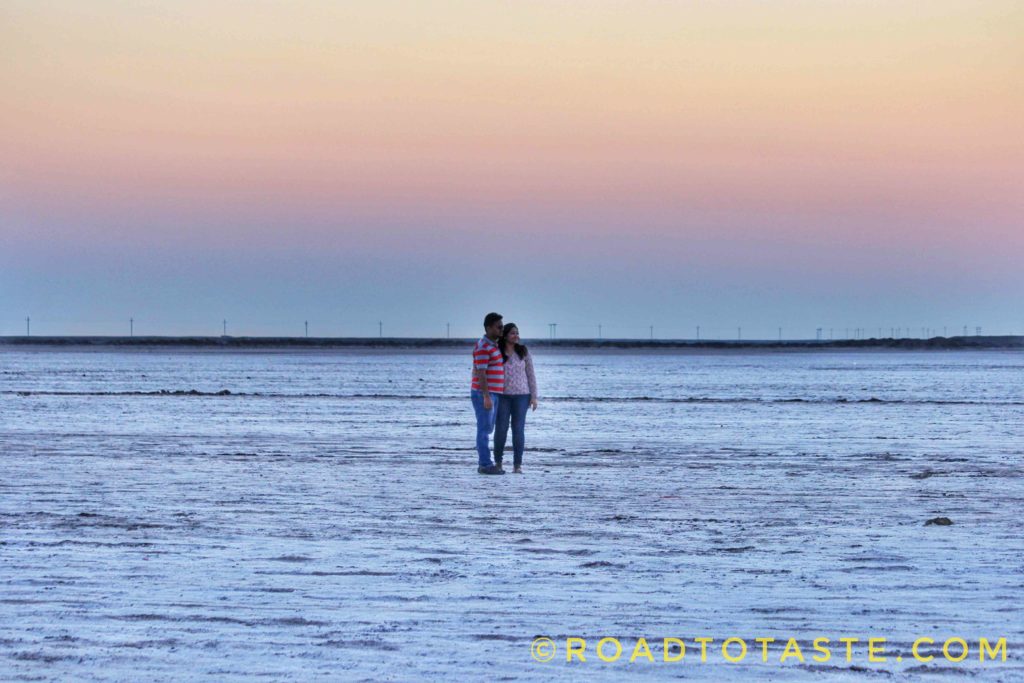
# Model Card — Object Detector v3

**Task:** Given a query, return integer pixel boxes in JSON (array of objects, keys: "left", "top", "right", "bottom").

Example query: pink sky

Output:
[{"left": 2, "top": 1, "right": 1022, "bottom": 336}]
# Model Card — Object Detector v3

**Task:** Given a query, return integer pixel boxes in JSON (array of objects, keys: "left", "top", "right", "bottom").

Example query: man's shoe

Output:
[
  {"left": 477, "top": 465, "right": 506, "bottom": 475},
  {"left": 513, "top": 466, "right": 523, "bottom": 474}
]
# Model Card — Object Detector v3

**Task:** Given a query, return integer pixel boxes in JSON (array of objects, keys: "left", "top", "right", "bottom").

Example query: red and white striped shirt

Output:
[{"left": 471, "top": 336, "right": 504, "bottom": 393}]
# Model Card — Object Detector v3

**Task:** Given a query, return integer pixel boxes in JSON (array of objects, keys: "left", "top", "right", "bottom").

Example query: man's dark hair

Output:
[{"left": 483, "top": 312, "right": 503, "bottom": 328}]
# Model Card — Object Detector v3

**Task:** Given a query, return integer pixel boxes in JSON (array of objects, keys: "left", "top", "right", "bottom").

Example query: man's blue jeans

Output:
[
  {"left": 494, "top": 394, "right": 530, "bottom": 468},
  {"left": 470, "top": 390, "right": 499, "bottom": 467}
]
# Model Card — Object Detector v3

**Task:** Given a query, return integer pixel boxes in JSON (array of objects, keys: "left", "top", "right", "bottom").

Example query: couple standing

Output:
[{"left": 471, "top": 312, "right": 538, "bottom": 475}]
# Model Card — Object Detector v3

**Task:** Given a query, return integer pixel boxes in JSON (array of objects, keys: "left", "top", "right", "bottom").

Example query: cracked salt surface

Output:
[{"left": 1, "top": 348, "right": 1022, "bottom": 681}]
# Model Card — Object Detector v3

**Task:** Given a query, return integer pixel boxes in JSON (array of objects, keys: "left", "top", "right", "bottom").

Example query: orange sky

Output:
[{"left": 2, "top": 1, "right": 1022, "bottom": 335}]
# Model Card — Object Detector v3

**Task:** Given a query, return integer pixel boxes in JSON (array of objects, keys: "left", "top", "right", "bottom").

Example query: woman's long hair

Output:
[{"left": 499, "top": 323, "right": 528, "bottom": 362}]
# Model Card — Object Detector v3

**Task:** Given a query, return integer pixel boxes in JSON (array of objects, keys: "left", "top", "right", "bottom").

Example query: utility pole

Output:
[
  {"left": 650, "top": 325, "right": 654, "bottom": 340},
  {"left": 446, "top": 322, "right": 450, "bottom": 339},
  {"left": 26, "top": 316, "right": 30, "bottom": 336},
  {"left": 696, "top": 325, "right": 700, "bottom": 341},
  {"left": 378, "top": 321, "right": 383, "bottom": 338},
  {"left": 778, "top": 327, "right": 782, "bottom": 342},
  {"left": 130, "top": 317, "right": 134, "bottom": 337},
  {"left": 737, "top": 327, "right": 741, "bottom": 341},
  {"left": 222, "top": 319, "right": 227, "bottom": 336},
  {"left": 305, "top": 321, "right": 308, "bottom": 338},
  {"left": 598, "top": 323, "right": 602, "bottom": 339},
  {"left": 976, "top": 326, "right": 982, "bottom": 336},
  {"left": 816, "top": 327, "right": 822, "bottom": 342}
]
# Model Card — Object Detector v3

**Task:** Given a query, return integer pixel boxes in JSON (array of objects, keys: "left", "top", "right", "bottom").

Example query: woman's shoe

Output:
[
  {"left": 477, "top": 465, "right": 506, "bottom": 475},
  {"left": 513, "top": 466, "right": 523, "bottom": 474}
]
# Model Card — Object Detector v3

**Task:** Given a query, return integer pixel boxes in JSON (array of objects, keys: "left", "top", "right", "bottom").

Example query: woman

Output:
[{"left": 494, "top": 323, "right": 538, "bottom": 473}]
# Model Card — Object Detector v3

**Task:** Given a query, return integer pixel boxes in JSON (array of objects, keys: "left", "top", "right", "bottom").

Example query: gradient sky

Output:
[{"left": 2, "top": 1, "right": 1022, "bottom": 338}]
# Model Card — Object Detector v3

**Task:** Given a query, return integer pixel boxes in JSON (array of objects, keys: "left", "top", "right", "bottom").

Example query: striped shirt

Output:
[{"left": 471, "top": 336, "right": 504, "bottom": 393}]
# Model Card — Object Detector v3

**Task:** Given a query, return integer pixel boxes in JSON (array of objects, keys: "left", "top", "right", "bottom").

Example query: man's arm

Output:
[
  {"left": 475, "top": 366, "right": 490, "bottom": 400},
  {"left": 473, "top": 350, "right": 493, "bottom": 408}
]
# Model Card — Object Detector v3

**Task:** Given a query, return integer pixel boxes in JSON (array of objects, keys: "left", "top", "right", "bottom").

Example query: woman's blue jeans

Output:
[{"left": 494, "top": 394, "right": 530, "bottom": 467}]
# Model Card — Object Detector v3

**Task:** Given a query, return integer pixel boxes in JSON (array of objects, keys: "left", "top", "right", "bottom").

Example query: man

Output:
[{"left": 471, "top": 312, "right": 506, "bottom": 474}]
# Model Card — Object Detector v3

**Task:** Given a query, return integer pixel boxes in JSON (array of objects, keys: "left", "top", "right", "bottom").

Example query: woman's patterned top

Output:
[{"left": 501, "top": 348, "right": 537, "bottom": 398}]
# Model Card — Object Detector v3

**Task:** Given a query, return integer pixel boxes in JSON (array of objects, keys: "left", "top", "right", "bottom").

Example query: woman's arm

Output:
[{"left": 526, "top": 353, "right": 538, "bottom": 408}]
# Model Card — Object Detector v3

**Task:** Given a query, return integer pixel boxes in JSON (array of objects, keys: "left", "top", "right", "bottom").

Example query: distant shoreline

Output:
[{"left": 1, "top": 335, "right": 1021, "bottom": 352}]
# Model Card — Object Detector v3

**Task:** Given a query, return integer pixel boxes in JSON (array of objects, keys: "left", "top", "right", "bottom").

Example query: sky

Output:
[{"left": 2, "top": 0, "right": 1022, "bottom": 338}]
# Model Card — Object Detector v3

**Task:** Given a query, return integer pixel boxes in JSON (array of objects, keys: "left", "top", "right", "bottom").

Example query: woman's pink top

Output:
[{"left": 501, "top": 349, "right": 537, "bottom": 398}]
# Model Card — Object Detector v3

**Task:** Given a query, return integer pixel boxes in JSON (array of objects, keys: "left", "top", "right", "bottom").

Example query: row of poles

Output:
[
  {"left": 18, "top": 317, "right": 440, "bottom": 339},
  {"left": 814, "top": 326, "right": 981, "bottom": 341},
  {"left": 17, "top": 317, "right": 986, "bottom": 340},
  {"left": 549, "top": 325, "right": 980, "bottom": 341}
]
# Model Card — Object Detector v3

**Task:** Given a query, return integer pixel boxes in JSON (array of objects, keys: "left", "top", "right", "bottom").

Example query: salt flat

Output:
[{"left": 1, "top": 349, "right": 1022, "bottom": 681}]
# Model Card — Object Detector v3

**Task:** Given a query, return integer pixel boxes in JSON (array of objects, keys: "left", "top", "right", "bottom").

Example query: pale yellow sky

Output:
[
  {"left": 2, "top": 1, "right": 1022, "bottom": 335},
  {"left": 4, "top": 1, "right": 1021, "bottom": 205}
]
